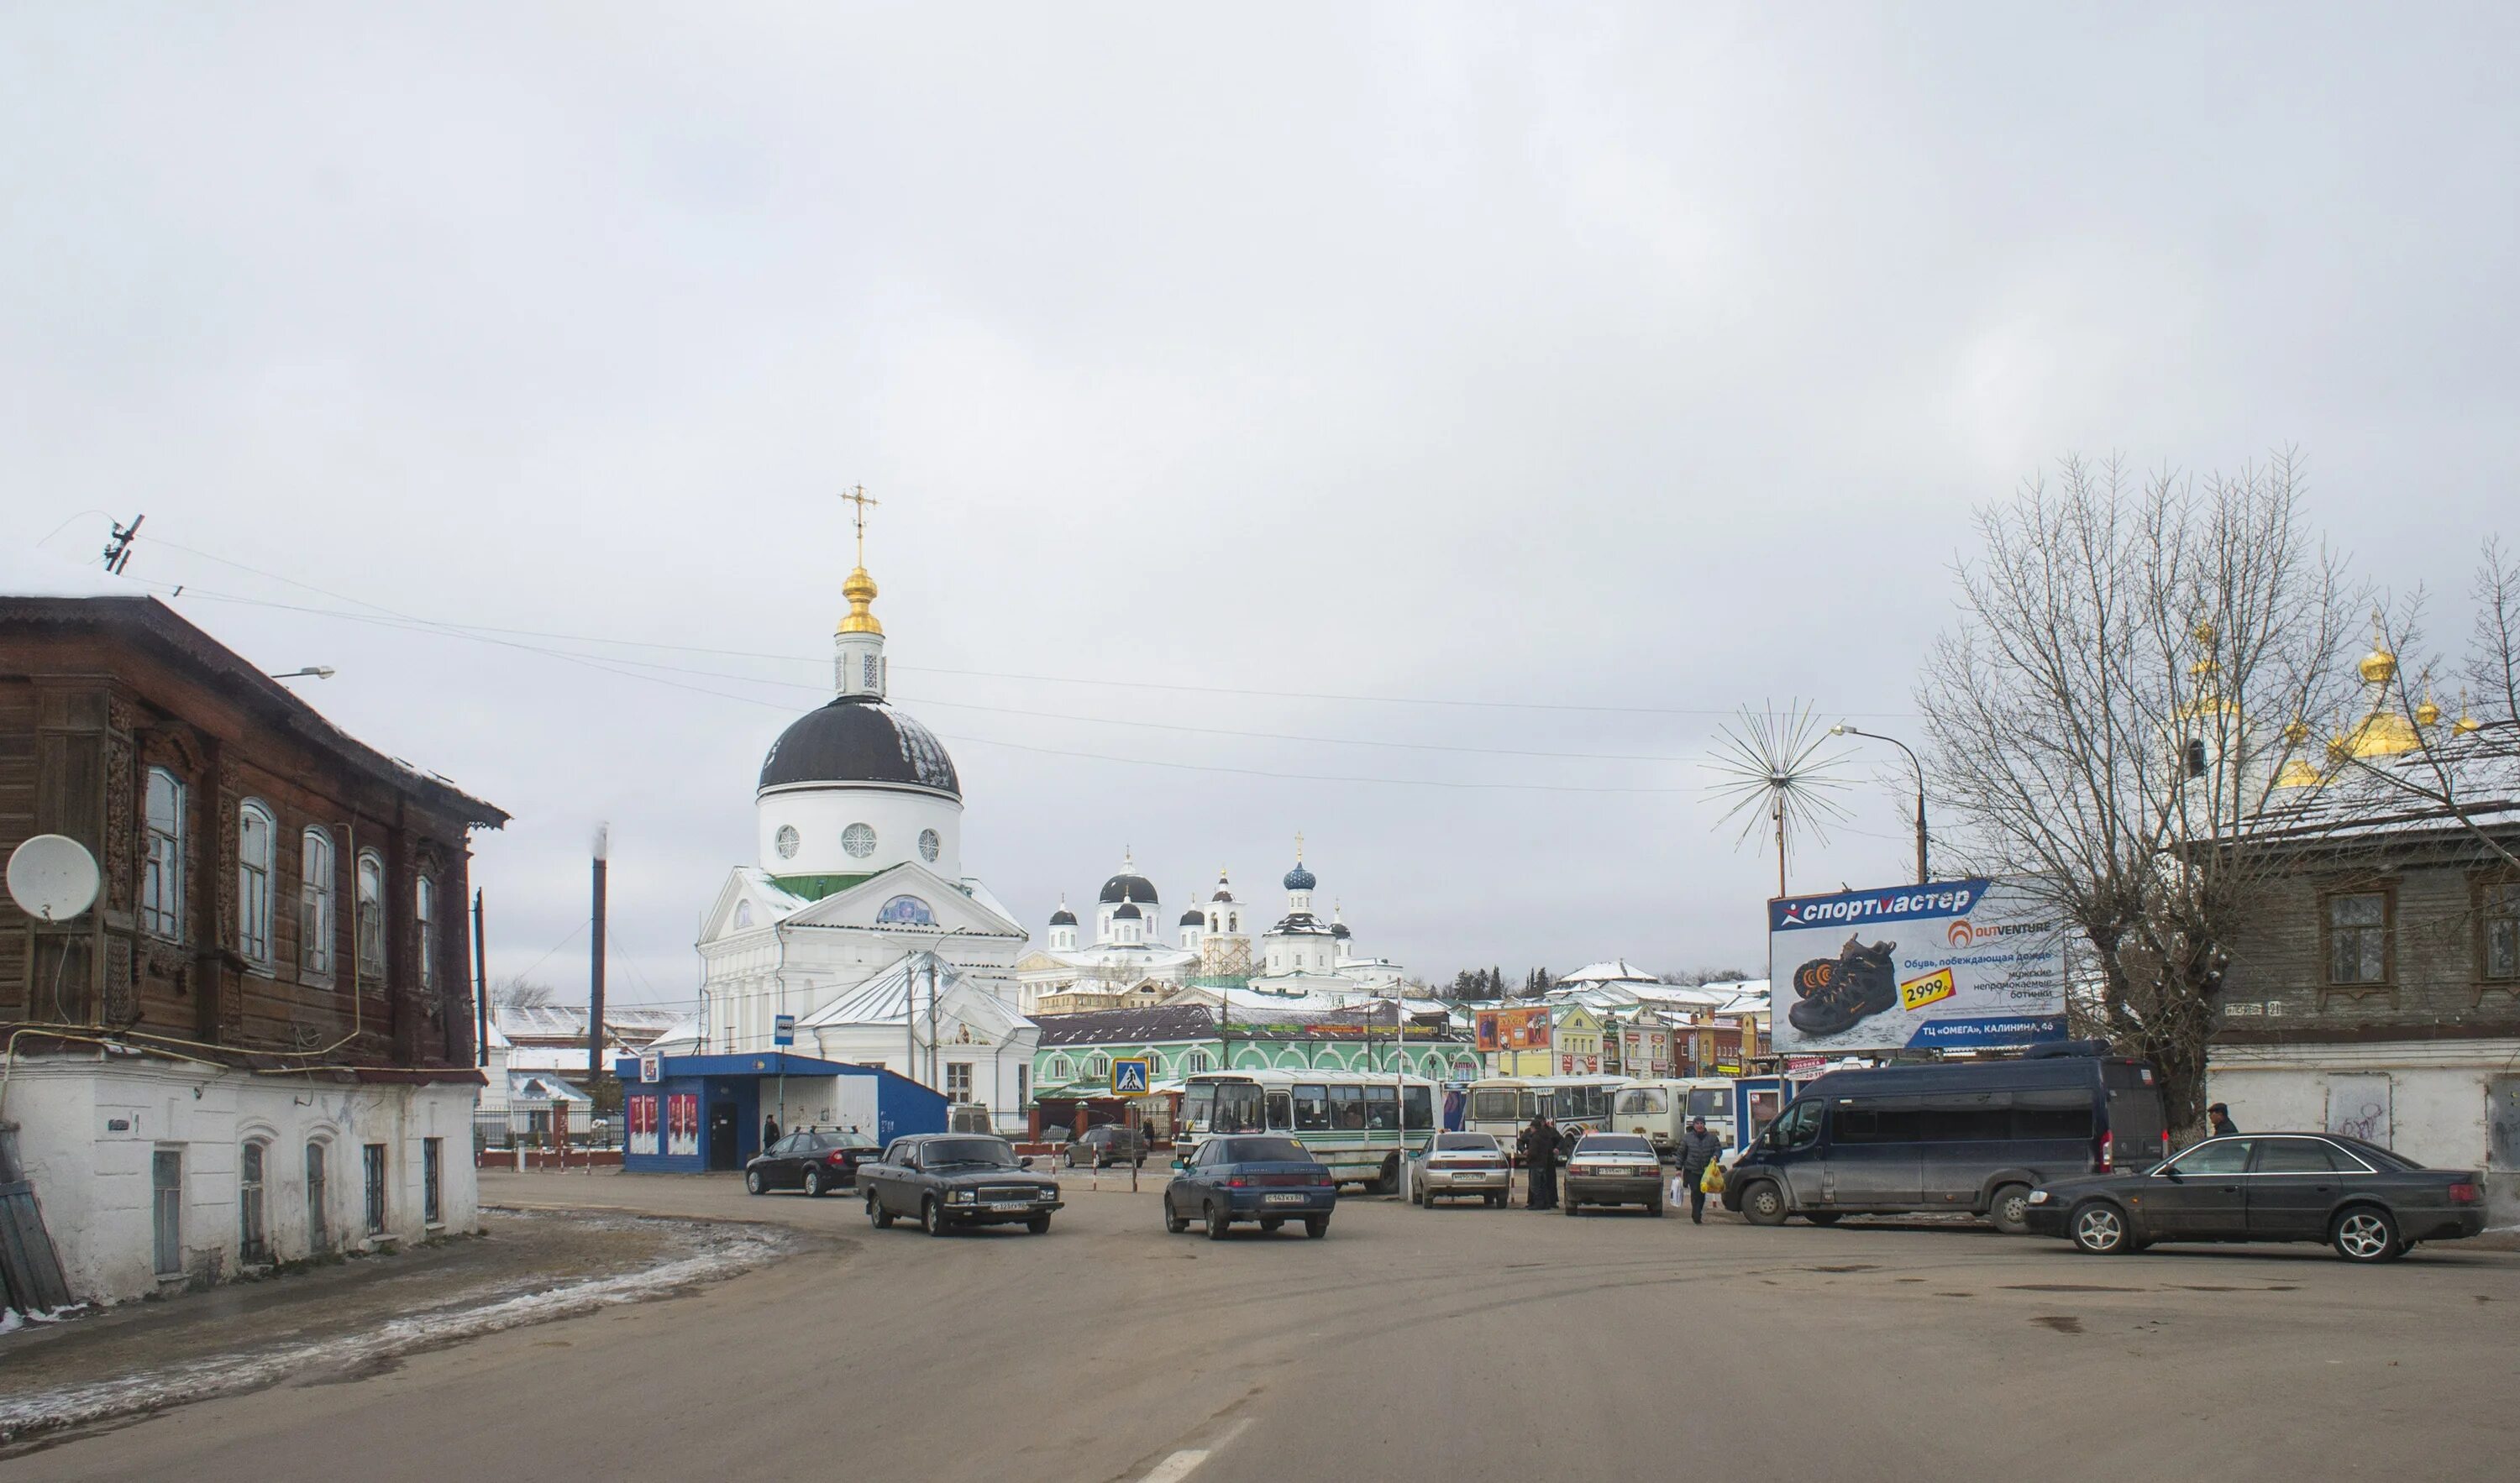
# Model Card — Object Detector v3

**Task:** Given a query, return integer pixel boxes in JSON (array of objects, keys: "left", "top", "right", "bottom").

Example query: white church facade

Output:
[{"left": 671, "top": 512, "right": 1038, "bottom": 1133}]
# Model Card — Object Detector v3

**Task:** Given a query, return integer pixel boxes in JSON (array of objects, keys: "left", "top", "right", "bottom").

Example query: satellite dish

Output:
[{"left": 7, "top": 834, "right": 101, "bottom": 922}]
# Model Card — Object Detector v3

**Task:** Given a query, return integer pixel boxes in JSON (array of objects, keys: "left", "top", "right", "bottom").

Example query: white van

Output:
[{"left": 1610, "top": 1077, "right": 1736, "bottom": 1155}]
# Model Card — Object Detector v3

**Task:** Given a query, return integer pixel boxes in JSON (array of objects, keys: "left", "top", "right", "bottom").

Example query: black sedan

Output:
[
  {"left": 861, "top": 1134, "right": 1063, "bottom": 1235},
  {"left": 2024, "top": 1132, "right": 2488, "bottom": 1262},
  {"left": 745, "top": 1130, "right": 880, "bottom": 1197},
  {"left": 1063, "top": 1124, "right": 1148, "bottom": 1169},
  {"left": 1163, "top": 1135, "right": 1337, "bottom": 1239}
]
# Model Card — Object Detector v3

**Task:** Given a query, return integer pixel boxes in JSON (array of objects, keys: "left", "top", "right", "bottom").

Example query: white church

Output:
[{"left": 661, "top": 511, "right": 1041, "bottom": 1132}]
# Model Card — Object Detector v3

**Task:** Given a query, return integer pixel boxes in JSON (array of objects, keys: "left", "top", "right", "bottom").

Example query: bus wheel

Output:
[
  {"left": 1741, "top": 1180, "right": 1788, "bottom": 1226},
  {"left": 1375, "top": 1154, "right": 1400, "bottom": 1196}
]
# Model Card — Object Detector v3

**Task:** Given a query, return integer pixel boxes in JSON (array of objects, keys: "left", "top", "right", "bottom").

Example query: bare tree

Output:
[
  {"left": 1919, "top": 453, "right": 2365, "bottom": 1133},
  {"left": 489, "top": 976, "right": 559, "bottom": 1009}
]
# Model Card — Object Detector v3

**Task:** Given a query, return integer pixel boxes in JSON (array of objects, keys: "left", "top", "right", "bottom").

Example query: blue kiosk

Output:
[{"left": 616, "top": 1051, "right": 949, "bottom": 1174}]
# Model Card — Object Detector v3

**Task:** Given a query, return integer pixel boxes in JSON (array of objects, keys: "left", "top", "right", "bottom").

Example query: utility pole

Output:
[
  {"left": 472, "top": 888, "right": 488, "bottom": 1067},
  {"left": 588, "top": 825, "right": 608, "bottom": 1084}
]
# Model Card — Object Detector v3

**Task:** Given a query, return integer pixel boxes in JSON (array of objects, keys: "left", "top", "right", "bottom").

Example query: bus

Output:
[
  {"left": 1462, "top": 1075, "right": 1630, "bottom": 1155},
  {"left": 1179, "top": 1068, "right": 1441, "bottom": 1193},
  {"left": 1609, "top": 1077, "right": 1738, "bottom": 1155}
]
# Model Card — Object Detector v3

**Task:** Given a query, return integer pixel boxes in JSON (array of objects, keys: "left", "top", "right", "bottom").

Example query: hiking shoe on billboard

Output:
[
  {"left": 1791, "top": 957, "right": 1837, "bottom": 998},
  {"left": 1787, "top": 939, "right": 1899, "bottom": 1036}
]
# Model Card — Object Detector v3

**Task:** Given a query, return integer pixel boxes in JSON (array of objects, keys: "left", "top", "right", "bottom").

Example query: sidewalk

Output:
[{"left": 0, "top": 1207, "right": 794, "bottom": 1449}]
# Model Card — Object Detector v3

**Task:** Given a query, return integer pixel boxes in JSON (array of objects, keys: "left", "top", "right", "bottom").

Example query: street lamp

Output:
[
  {"left": 1830, "top": 724, "right": 1929, "bottom": 885},
  {"left": 268, "top": 666, "right": 335, "bottom": 682}
]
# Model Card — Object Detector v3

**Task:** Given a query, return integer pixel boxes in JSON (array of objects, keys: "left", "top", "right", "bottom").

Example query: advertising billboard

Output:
[
  {"left": 1473, "top": 1005, "right": 1551, "bottom": 1053},
  {"left": 1768, "top": 877, "right": 2066, "bottom": 1053}
]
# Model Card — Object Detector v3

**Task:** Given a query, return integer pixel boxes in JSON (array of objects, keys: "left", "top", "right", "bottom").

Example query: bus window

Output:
[
  {"left": 1328, "top": 1085, "right": 1367, "bottom": 1129},
  {"left": 1519, "top": 1091, "right": 1540, "bottom": 1120},
  {"left": 1213, "top": 1082, "right": 1265, "bottom": 1134},
  {"left": 1265, "top": 1090, "right": 1293, "bottom": 1132},
  {"left": 1294, "top": 1084, "right": 1331, "bottom": 1131},
  {"left": 1365, "top": 1085, "right": 1399, "bottom": 1131},
  {"left": 1470, "top": 1089, "right": 1518, "bottom": 1123},
  {"left": 1183, "top": 1082, "right": 1215, "bottom": 1133},
  {"left": 1616, "top": 1088, "right": 1667, "bottom": 1117},
  {"left": 1686, "top": 1088, "right": 1727, "bottom": 1118},
  {"left": 1403, "top": 1085, "right": 1432, "bottom": 1129}
]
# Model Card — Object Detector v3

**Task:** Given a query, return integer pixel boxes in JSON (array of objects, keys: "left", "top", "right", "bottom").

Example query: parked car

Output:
[
  {"left": 1163, "top": 1135, "right": 1338, "bottom": 1239},
  {"left": 1064, "top": 1124, "right": 1148, "bottom": 1169},
  {"left": 2024, "top": 1133, "right": 2489, "bottom": 1262},
  {"left": 1562, "top": 1133, "right": 1665, "bottom": 1216},
  {"left": 1408, "top": 1131, "right": 1511, "bottom": 1208},
  {"left": 860, "top": 1134, "right": 1063, "bottom": 1236},
  {"left": 1725, "top": 1051, "right": 2169, "bottom": 1232},
  {"left": 745, "top": 1129, "right": 880, "bottom": 1197}
]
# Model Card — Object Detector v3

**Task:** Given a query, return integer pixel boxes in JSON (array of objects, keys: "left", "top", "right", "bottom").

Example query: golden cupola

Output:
[
  {"left": 2332, "top": 616, "right": 2419, "bottom": 759},
  {"left": 837, "top": 565, "right": 883, "bottom": 636}
]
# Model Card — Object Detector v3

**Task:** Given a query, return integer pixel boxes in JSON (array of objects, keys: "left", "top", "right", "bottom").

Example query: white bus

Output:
[
  {"left": 1179, "top": 1068, "right": 1441, "bottom": 1193},
  {"left": 1609, "top": 1077, "right": 1738, "bottom": 1154},
  {"left": 1462, "top": 1075, "right": 1630, "bottom": 1155}
]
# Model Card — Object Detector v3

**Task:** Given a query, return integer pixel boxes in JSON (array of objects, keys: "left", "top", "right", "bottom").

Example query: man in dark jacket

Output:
[
  {"left": 762, "top": 1114, "right": 781, "bottom": 1150},
  {"left": 2208, "top": 1103, "right": 2239, "bottom": 1137},
  {"left": 1676, "top": 1118, "right": 1724, "bottom": 1224},
  {"left": 1518, "top": 1116, "right": 1562, "bottom": 1210}
]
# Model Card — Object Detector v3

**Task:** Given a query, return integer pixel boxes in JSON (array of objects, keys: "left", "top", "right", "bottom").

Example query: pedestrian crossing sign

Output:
[{"left": 1111, "top": 1057, "right": 1152, "bottom": 1095}]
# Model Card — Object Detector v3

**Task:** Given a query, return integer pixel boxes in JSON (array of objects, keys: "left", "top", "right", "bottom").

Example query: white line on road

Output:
[{"left": 1139, "top": 1418, "right": 1252, "bottom": 1482}]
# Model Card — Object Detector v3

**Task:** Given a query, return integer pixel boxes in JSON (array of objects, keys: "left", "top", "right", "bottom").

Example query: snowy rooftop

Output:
[
  {"left": 1559, "top": 958, "right": 1662, "bottom": 985},
  {"left": 2242, "top": 719, "right": 2520, "bottom": 846},
  {"left": 0, "top": 545, "right": 158, "bottom": 600}
]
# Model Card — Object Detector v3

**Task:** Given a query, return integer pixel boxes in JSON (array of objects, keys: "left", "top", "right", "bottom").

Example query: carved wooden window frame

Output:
[
  {"left": 236, "top": 799, "right": 277, "bottom": 969},
  {"left": 140, "top": 766, "right": 188, "bottom": 941},
  {"left": 300, "top": 826, "right": 338, "bottom": 984},
  {"left": 2475, "top": 869, "right": 2520, "bottom": 1006},
  {"left": 2318, "top": 879, "right": 2398, "bottom": 1010}
]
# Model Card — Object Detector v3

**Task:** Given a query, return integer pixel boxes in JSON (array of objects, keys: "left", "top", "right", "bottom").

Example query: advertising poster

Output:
[
  {"left": 1473, "top": 1006, "right": 1551, "bottom": 1052},
  {"left": 627, "top": 1095, "right": 659, "bottom": 1156},
  {"left": 666, "top": 1093, "right": 700, "bottom": 1157},
  {"left": 1768, "top": 877, "right": 2066, "bottom": 1053}
]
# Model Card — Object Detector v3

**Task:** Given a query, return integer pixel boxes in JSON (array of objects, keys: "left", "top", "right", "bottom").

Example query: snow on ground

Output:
[{"left": 0, "top": 1212, "right": 790, "bottom": 1446}]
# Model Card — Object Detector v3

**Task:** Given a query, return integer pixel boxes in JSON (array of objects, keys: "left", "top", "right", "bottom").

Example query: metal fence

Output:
[{"left": 472, "top": 1110, "right": 617, "bottom": 1152}]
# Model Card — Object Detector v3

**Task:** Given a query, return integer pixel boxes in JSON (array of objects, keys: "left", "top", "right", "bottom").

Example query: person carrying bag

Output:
[{"left": 1676, "top": 1117, "right": 1725, "bottom": 1225}]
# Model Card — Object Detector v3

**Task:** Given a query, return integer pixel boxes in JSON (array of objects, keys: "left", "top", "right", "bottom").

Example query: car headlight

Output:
[
  {"left": 1041, "top": 1186, "right": 1059, "bottom": 1201},
  {"left": 949, "top": 1190, "right": 975, "bottom": 1203},
  {"left": 2027, "top": 1190, "right": 2050, "bottom": 1204}
]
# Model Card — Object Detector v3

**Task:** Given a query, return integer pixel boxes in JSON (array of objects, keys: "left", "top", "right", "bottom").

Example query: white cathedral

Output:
[
  {"left": 669, "top": 522, "right": 1041, "bottom": 1132},
  {"left": 1014, "top": 842, "right": 1409, "bottom": 1015}
]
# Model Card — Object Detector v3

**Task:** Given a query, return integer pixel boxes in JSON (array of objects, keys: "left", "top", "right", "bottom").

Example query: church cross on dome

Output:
[{"left": 841, "top": 485, "right": 880, "bottom": 566}]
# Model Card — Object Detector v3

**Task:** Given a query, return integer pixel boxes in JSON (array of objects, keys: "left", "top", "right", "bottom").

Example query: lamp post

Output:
[{"left": 1830, "top": 725, "right": 1929, "bottom": 885}]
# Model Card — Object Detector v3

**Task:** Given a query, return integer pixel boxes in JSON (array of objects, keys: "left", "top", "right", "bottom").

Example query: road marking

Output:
[{"left": 1140, "top": 1418, "right": 1252, "bottom": 1481}]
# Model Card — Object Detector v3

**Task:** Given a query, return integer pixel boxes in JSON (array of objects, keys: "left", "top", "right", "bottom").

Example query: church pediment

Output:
[
  {"left": 781, "top": 861, "right": 1025, "bottom": 939},
  {"left": 698, "top": 868, "right": 810, "bottom": 945}
]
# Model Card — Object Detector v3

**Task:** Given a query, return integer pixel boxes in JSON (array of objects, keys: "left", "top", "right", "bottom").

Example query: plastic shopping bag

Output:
[
  {"left": 1669, "top": 1174, "right": 1688, "bottom": 1204},
  {"left": 1699, "top": 1161, "right": 1726, "bottom": 1194}
]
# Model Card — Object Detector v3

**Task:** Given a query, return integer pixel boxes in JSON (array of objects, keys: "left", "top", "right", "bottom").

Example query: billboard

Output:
[
  {"left": 1768, "top": 878, "right": 2066, "bottom": 1053},
  {"left": 1473, "top": 1006, "right": 1551, "bottom": 1053}
]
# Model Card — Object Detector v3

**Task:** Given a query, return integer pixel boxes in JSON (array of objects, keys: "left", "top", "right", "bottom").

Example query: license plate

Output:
[
  {"left": 1263, "top": 1192, "right": 1308, "bottom": 1205},
  {"left": 989, "top": 1202, "right": 1032, "bottom": 1212}
]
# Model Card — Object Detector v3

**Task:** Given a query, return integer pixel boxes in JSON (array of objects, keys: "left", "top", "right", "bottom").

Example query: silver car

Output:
[
  {"left": 1408, "top": 1131, "right": 1511, "bottom": 1208},
  {"left": 1563, "top": 1133, "right": 1666, "bottom": 1216}
]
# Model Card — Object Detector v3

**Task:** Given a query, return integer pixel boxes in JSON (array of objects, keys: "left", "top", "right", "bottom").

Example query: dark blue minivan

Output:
[{"left": 1723, "top": 1053, "right": 2169, "bottom": 1234}]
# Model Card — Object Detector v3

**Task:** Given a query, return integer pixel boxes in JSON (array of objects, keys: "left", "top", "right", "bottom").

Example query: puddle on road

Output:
[
  {"left": 1804, "top": 1265, "right": 1880, "bottom": 1274},
  {"left": 2003, "top": 1283, "right": 2139, "bottom": 1293},
  {"left": 2031, "top": 1315, "right": 2085, "bottom": 1334},
  {"left": 1935, "top": 1292, "right": 1976, "bottom": 1298}
]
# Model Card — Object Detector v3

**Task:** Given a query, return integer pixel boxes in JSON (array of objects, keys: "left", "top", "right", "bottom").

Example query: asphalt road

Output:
[{"left": 16, "top": 1170, "right": 2518, "bottom": 1482}]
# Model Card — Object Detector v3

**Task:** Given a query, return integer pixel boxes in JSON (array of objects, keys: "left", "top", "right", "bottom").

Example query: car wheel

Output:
[
  {"left": 744, "top": 1170, "right": 764, "bottom": 1196},
  {"left": 1304, "top": 1216, "right": 1329, "bottom": 1239},
  {"left": 1410, "top": 1180, "right": 1425, "bottom": 1207},
  {"left": 2070, "top": 1200, "right": 2131, "bottom": 1255},
  {"left": 867, "top": 1193, "right": 893, "bottom": 1229},
  {"left": 801, "top": 1168, "right": 824, "bottom": 1198},
  {"left": 1163, "top": 1198, "right": 1189, "bottom": 1235},
  {"left": 2331, "top": 1206, "right": 2403, "bottom": 1263},
  {"left": 1486, "top": 1193, "right": 1504, "bottom": 1209},
  {"left": 1562, "top": 1199, "right": 1579, "bottom": 1216},
  {"left": 1204, "top": 1203, "right": 1230, "bottom": 1241},
  {"left": 1803, "top": 1211, "right": 1842, "bottom": 1226},
  {"left": 1647, "top": 1197, "right": 1664, "bottom": 1217},
  {"left": 1026, "top": 1214, "right": 1052, "bottom": 1234},
  {"left": 1988, "top": 1182, "right": 2034, "bottom": 1236},
  {"left": 1065, "top": 1150, "right": 1079, "bottom": 1169},
  {"left": 1740, "top": 1180, "right": 1788, "bottom": 1227},
  {"left": 922, "top": 1197, "right": 952, "bottom": 1237}
]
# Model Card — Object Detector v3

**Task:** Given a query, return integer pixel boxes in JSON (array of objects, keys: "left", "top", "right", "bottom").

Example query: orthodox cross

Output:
[{"left": 841, "top": 485, "right": 880, "bottom": 565}]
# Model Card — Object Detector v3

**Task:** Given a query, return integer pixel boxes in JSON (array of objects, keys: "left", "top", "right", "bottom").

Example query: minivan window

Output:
[
  {"left": 1921, "top": 1107, "right": 2008, "bottom": 1142},
  {"left": 1774, "top": 1099, "right": 1821, "bottom": 1147},
  {"left": 1833, "top": 1107, "right": 1922, "bottom": 1144}
]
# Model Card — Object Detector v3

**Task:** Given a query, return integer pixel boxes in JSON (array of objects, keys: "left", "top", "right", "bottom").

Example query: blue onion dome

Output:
[
  {"left": 1113, "top": 901, "right": 1142, "bottom": 921},
  {"left": 1180, "top": 907, "right": 1205, "bottom": 927},
  {"left": 1331, "top": 921, "right": 1351, "bottom": 940},
  {"left": 1048, "top": 905, "right": 1078, "bottom": 927},
  {"left": 1283, "top": 861, "right": 1316, "bottom": 891},
  {"left": 1100, "top": 871, "right": 1158, "bottom": 905}
]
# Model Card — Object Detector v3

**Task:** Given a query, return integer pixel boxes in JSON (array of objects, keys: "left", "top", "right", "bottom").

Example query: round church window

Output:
[
  {"left": 918, "top": 828, "right": 940, "bottom": 862},
  {"left": 842, "top": 822, "right": 878, "bottom": 859},
  {"left": 774, "top": 825, "right": 800, "bottom": 859}
]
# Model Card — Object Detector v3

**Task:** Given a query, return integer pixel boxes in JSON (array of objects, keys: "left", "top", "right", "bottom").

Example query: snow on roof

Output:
[
  {"left": 1560, "top": 959, "right": 1662, "bottom": 985},
  {"left": 2244, "top": 719, "right": 2520, "bottom": 846},
  {"left": 494, "top": 1004, "right": 687, "bottom": 1045},
  {"left": 798, "top": 953, "right": 1037, "bottom": 1033},
  {"left": 0, "top": 544, "right": 160, "bottom": 600},
  {"left": 504, "top": 1043, "right": 601, "bottom": 1072}
]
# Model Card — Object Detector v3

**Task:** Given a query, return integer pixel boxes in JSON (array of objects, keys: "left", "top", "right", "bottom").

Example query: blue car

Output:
[{"left": 1163, "top": 1135, "right": 1338, "bottom": 1239}]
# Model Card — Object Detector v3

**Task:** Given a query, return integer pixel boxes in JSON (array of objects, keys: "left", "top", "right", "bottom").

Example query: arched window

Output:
[
  {"left": 300, "top": 826, "right": 336, "bottom": 977},
  {"left": 355, "top": 850, "right": 386, "bottom": 979},
  {"left": 415, "top": 875, "right": 438, "bottom": 992},
  {"left": 305, "top": 1140, "right": 330, "bottom": 1251},
  {"left": 239, "top": 1139, "right": 270, "bottom": 1264},
  {"left": 1188, "top": 1050, "right": 1213, "bottom": 1073},
  {"left": 238, "top": 800, "right": 276, "bottom": 964},
  {"left": 142, "top": 768, "right": 187, "bottom": 939},
  {"left": 1086, "top": 1054, "right": 1110, "bottom": 1080},
  {"left": 1047, "top": 1055, "right": 1071, "bottom": 1080}
]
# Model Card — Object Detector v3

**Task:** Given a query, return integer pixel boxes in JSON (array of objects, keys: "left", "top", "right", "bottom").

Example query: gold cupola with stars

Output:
[{"left": 2329, "top": 614, "right": 2422, "bottom": 761}]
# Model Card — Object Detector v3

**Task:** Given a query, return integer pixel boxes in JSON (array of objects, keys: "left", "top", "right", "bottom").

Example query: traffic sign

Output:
[
  {"left": 1110, "top": 1056, "right": 1152, "bottom": 1096},
  {"left": 774, "top": 1014, "right": 795, "bottom": 1047}
]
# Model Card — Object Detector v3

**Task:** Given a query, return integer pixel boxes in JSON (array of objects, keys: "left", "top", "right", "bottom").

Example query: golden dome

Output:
[
  {"left": 837, "top": 565, "right": 884, "bottom": 635},
  {"left": 2415, "top": 696, "right": 2442, "bottom": 727},
  {"left": 2357, "top": 647, "right": 2397, "bottom": 686},
  {"left": 2339, "top": 710, "right": 2420, "bottom": 759},
  {"left": 2274, "top": 757, "right": 2323, "bottom": 789},
  {"left": 2455, "top": 714, "right": 2483, "bottom": 735},
  {"left": 2281, "top": 717, "right": 2312, "bottom": 745}
]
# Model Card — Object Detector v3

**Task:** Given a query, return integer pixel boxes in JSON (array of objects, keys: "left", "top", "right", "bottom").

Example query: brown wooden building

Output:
[{"left": 3, "top": 559, "right": 506, "bottom": 1302}]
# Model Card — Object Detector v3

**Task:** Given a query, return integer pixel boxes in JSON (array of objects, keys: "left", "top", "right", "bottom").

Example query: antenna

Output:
[
  {"left": 102, "top": 513, "right": 145, "bottom": 574},
  {"left": 7, "top": 834, "right": 102, "bottom": 921}
]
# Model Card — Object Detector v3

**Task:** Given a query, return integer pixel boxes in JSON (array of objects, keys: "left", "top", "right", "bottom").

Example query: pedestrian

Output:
[
  {"left": 2208, "top": 1103, "right": 2239, "bottom": 1137},
  {"left": 761, "top": 1113, "right": 781, "bottom": 1148},
  {"left": 1677, "top": 1117, "right": 1723, "bottom": 1225},
  {"left": 1518, "top": 1115, "right": 1562, "bottom": 1210}
]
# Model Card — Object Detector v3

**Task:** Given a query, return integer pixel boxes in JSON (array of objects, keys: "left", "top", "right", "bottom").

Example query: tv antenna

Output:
[{"left": 102, "top": 513, "right": 145, "bottom": 574}]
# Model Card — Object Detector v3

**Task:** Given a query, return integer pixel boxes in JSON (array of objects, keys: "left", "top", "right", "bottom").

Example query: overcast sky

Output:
[{"left": 6, "top": 4, "right": 2514, "bottom": 1004}]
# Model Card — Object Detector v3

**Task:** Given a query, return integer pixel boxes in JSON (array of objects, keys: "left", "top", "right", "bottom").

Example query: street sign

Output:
[
  {"left": 1110, "top": 1056, "right": 1152, "bottom": 1096},
  {"left": 774, "top": 1014, "right": 795, "bottom": 1047},
  {"left": 638, "top": 1051, "right": 662, "bottom": 1084}
]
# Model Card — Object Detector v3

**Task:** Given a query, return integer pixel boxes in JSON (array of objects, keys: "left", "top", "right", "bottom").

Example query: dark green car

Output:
[{"left": 861, "top": 1135, "right": 1063, "bottom": 1236}]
